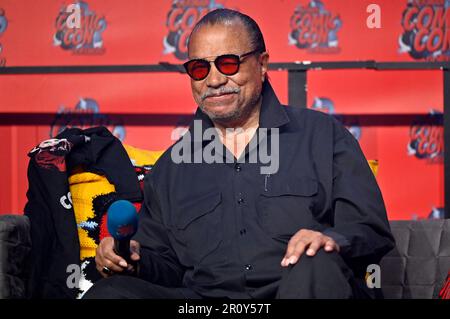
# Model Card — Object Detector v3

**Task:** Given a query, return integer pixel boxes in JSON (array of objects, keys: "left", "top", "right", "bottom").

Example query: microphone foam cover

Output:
[{"left": 107, "top": 200, "right": 138, "bottom": 240}]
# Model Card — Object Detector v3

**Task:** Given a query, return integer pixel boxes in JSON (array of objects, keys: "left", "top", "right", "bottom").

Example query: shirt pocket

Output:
[
  {"left": 257, "top": 176, "right": 324, "bottom": 242},
  {"left": 171, "top": 191, "right": 223, "bottom": 264}
]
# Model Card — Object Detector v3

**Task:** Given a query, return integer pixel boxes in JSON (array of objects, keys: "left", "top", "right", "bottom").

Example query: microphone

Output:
[{"left": 107, "top": 200, "right": 138, "bottom": 264}]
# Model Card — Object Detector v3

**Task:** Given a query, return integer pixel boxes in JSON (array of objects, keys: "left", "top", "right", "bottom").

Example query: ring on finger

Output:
[{"left": 102, "top": 266, "right": 113, "bottom": 275}]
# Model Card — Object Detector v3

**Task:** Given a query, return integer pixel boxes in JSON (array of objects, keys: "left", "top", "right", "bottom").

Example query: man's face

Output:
[{"left": 187, "top": 22, "right": 269, "bottom": 125}]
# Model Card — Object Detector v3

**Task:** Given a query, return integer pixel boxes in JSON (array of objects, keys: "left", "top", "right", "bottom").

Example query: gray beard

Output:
[
  {"left": 200, "top": 93, "right": 262, "bottom": 126},
  {"left": 200, "top": 103, "right": 241, "bottom": 123}
]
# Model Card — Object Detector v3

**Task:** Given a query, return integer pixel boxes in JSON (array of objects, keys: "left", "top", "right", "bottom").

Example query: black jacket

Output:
[
  {"left": 24, "top": 126, "right": 142, "bottom": 298},
  {"left": 134, "top": 81, "right": 396, "bottom": 298}
]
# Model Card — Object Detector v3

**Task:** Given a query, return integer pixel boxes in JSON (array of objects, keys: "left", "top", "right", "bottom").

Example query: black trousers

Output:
[{"left": 83, "top": 251, "right": 375, "bottom": 299}]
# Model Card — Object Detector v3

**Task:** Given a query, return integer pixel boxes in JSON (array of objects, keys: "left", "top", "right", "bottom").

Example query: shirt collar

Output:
[{"left": 258, "top": 80, "right": 290, "bottom": 129}]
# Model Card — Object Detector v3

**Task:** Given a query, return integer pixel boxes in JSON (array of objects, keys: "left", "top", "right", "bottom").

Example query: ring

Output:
[{"left": 102, "top": 266, "right": 112, "bottom": 275}]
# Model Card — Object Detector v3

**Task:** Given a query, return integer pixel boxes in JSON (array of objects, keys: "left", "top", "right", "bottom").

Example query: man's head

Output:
[{"left": 185, "top": 9, "right": 269, "bottom": 127}]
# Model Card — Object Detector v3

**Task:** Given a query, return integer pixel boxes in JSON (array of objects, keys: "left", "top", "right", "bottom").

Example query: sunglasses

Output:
[{"left": 183, "top": 49, "right": 262, "bottom": 81}]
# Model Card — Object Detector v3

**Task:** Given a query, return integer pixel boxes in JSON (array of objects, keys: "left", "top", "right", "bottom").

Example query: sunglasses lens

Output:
[
  {"left": 184, "top": 54, "right": 241, "bottom": 80},
  {"left": 186, "top": 60, "right": 210, "bottom": 80},
  {"left": 216, "top": 55, "right": 239, "bottom": 75}
]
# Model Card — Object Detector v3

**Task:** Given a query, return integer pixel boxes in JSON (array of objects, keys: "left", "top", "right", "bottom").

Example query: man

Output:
[{"left": 85, "top": 8, "right": 395, "bottom": 299}]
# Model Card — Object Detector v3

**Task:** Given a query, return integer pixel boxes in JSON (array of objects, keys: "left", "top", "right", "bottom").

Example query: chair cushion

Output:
[
  {"left": 0, "top": 215, "right": 31, "bottom": 299},
  {"left": 380, "top": 219, "right": 450, "bottom": 298}
]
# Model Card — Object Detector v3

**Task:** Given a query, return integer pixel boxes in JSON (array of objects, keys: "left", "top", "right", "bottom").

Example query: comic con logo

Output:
[
  {"left": 310, "top": 97, "right": 362, "bottom": 140},
  {"left": 289, "top": 0, "right": 342, "bottom": 54},
  {"left": 163, "top": 0, "right": 224, "bottom": 60},
  {"left": 0, "top": 8, "right": 8, "bottom": 66},
  {"left": 50, "top": 98, "right": 126, "bottom": 141},
  {"left": 54, "top": 1, "right": 107, "bottom": 55},
  {"left": 408, "top": 110, "right": 443, "bottom": 160},
  {"left": 412, "top": 207, "right": 445, "bottom": 220},
  {"left": 399, "top": 0, "right": 450, "bottom": 61}
]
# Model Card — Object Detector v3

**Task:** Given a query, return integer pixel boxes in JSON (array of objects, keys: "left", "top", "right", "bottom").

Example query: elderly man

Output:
[{"left": 85, "top": 8, "right": 394, "bottom": 299}]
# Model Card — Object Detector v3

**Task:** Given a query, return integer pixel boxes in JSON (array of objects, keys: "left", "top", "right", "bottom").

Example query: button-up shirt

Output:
[{"left": 134, "top": 81, "right": 395, "bottom": 298}]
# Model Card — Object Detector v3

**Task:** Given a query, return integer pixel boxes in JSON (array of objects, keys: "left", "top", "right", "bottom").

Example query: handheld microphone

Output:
[{"left": 107, "top": 200, "right": 138, "bottom": 264}]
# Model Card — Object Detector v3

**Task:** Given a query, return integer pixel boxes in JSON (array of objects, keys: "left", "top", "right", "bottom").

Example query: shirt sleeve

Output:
[
  {"left": 322, "top": 229, "right": 351, "bottom": 251},
  {"left": 132, "top": 172, "right": 185, "bottom": 287},
  {"left": 326, "top": 118, "right": 395, "bottom": 263}
]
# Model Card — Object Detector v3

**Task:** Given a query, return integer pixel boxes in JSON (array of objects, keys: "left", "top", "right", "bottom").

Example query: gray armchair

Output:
[
  {"left": 380, "top": 219, "right": 450, "bottom": 298},
  {"left": 0, "top": 215, "right": 31, "bottom": 298},
  {"left": 0, "top": 214, "right": 448, "bottom": 299}
]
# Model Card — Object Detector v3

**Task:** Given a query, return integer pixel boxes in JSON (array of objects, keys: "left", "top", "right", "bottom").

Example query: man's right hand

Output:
[{"left": 95, "top": 237, "right": 141, "bottom": 277}]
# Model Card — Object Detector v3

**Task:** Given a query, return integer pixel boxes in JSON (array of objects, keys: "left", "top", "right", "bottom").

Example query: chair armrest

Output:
[{"left": 0, "top": 215, "right": 31, "bottom": 299}]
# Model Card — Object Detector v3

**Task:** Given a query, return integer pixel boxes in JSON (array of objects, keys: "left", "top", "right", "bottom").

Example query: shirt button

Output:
[
  {"left": 244, "top": 264, "right": 253, "bottom": 271},
  {"left": 235, "top": 164, "right": 242, "bottom": 172},
  {"left": 237, "top": 198, "right": 244, "bottom": 204},
  {"left": 240, "top": 229, "right": 247, "bottom": 235}
]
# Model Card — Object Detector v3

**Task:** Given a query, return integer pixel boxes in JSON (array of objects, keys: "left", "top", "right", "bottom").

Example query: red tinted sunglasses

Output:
[{"left": 183, "top": 49, "right": 262, "bottom": 81}]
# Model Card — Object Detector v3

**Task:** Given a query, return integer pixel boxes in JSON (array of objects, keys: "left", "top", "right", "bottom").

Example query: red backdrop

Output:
[{"left": 0, "top": 0, "right": 447, "bottom": 219}]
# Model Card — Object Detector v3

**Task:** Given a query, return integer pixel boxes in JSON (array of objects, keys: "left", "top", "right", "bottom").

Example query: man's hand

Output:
[
  {"left": 281, "top": 229, "right": 340, "bottom": 267},
  {"left": 95, "top": 237, "right": 141, "bottom": 277}
]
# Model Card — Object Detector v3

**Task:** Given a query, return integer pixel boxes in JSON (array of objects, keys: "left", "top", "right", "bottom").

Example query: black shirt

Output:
[{"left": 133, "top": 81, "right": 395, "bottom": 298}]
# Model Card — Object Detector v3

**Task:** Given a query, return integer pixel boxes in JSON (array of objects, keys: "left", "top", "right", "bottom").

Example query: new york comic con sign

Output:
[
  {"left": 289, "top": 0, "right": 342, "bottom": 54},
  {"left": 164, "top": 0, "right": 225, "bottom": 60},
  {"left": 399, "top": 0, "right": 450, "bottom": 61},
  {"left": 0, "top": 7, "right": 8, "bottom": 66},
  {"left": 54, "top": 1, "right": 107, "bottom": 55}
]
